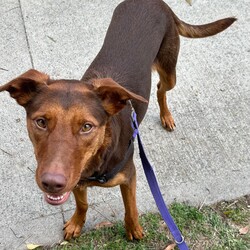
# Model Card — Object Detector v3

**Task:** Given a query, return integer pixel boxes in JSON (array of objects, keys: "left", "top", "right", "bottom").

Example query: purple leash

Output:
[{"left": 131, "top": 108, "right": 189, "bottom": 250}]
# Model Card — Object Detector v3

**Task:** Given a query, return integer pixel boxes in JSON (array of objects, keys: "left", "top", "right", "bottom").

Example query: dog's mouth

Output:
[{"left": 44, "top": 191, "right": 71, "bottom": 205}]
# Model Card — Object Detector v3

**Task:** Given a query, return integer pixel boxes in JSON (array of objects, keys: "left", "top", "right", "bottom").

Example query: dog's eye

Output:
[
  {"left": 35, "top": 118, "right": 47, "bottom": 130},
  {"left": 80, "top": 123, "right": 93, "bottom": 134}
]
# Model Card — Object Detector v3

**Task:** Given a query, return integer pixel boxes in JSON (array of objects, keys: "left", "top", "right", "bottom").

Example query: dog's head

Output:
[{"left": 0, "top": 69, "right": 147, "bottom": 205}]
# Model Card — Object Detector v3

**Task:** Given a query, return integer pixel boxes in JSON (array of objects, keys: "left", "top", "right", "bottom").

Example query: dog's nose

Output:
[{"left": 41, "top": 173, "right": 67, "bottom": 193}]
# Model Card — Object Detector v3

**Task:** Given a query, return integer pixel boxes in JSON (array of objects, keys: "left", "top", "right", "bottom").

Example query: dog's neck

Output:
[{"left": 79, "top": 106, "right": 133, "bottom": 183}]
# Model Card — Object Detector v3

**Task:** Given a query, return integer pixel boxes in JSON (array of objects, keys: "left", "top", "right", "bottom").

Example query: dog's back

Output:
[
  {"left": 83, "top": 0, "right": 168, "bottom": 102},
  {"left": 83, "top": 0, "right": 235, "bottom": 129},
  {"left": 83, "top": 0, "right": 236, "bottom": 82}
]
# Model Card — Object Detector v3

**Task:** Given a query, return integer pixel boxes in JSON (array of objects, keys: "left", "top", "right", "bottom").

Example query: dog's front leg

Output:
[
  {"left": 64, "top": 186, "right": 88, "bottom": 240},
  {"left": 120, "top": 166, "right": 144, "bottom": 240}
]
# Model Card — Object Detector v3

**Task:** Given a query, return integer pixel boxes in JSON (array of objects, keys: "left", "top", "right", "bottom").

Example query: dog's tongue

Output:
[{"left": 44, "top": 191, "right": 71, "bottom": 205}]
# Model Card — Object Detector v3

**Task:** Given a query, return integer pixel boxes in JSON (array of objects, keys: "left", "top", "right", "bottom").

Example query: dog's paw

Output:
[
  {"left": 125, "top": 223, "right": 144, "bottom": 240},
  {"left": 63, "top": 214, "right": 85, "bottom": 240},
  {"left": 160, "top": 114, "right": 176, "bottom": 131}
]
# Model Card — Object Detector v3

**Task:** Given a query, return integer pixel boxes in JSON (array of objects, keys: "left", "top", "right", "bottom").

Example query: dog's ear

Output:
[
  {"left": 92, "top": 78, "right": 148, "bottom": 115},
  {"left": 0, "top": 69, "right": 49, "bottom": 106}
]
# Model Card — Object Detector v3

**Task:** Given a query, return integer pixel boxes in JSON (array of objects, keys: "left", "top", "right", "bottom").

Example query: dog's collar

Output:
[
  {"left": 86, "top": 101, "right": 138, "bottom": 184},
  {"left": 87, "top": 139, "right": 134, "bottom": 183}
]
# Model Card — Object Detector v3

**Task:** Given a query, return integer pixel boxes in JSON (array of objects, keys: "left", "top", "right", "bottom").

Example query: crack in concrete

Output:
[{"left": 18, "top": 0, "right": 34, "bottom": 69}]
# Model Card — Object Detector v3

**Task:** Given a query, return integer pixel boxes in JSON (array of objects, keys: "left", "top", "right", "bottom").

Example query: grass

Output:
[{"left": 38, "top": 196, "right": 249, "bottom": 250}]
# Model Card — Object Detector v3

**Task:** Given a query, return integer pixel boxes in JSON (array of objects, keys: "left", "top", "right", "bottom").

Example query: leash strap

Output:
[{"left": 131, "top": 110, "right": 189, "bottom": 250}]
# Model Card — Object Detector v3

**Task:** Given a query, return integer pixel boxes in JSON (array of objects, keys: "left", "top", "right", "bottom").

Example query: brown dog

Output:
[{"left": 0, "top": 0, "right": 235, "bottom": 241}]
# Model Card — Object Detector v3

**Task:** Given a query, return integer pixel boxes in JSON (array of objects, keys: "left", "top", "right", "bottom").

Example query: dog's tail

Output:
[{"left": 172, "top": 12, "right": 236, "bottom": 38}]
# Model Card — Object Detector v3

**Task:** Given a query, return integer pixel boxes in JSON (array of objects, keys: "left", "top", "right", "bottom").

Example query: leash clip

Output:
[
  {"left": 128, "top": 100, "right": 139, "bottom": 139},
  {"left": 96, "top": 175, "right": 107, "bottom": 184},
  {"left": 127, "top": 100, "right": 135, "bottom": 113},
  {"left": 87, "top": 175, "right": 107, "bottom": 184}
]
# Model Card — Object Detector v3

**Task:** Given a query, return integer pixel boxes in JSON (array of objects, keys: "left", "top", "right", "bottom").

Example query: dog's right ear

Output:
[{"left": 0, "top": 69, "right": 49, "bottom": 106}]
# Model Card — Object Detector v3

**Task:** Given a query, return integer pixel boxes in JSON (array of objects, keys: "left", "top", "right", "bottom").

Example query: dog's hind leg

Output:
[
  {"left": 156, "top": 66, "right": 177, "bottom": 131},
  {"left": 64, "top": 187, "right": 88, "bottom": 240},
  {"left": 154, "top": 27, "right": 180, "bottom": 131}
]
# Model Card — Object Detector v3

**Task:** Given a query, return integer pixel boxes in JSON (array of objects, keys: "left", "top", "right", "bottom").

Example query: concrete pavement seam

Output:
[{"left": 18, "top": 0, "right": 34, "bottom": 68}]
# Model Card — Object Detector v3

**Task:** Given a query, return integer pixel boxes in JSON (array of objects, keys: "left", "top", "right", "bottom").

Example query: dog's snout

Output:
[{"left": 41, "top": 173, "right": 67, "bottom": 193}]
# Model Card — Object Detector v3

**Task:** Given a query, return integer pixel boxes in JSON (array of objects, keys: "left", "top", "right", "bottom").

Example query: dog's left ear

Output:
[
  {"left": 92, "top": 78, "right": 148, "bottom": 115},
  {"left": 0, "top": 69, "right": 49, "bottom": 106}
]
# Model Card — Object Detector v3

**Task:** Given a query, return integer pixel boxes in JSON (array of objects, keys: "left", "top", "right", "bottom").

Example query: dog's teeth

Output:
[{"left": 47, "top": 193, "right": 65, "bottom": 201}]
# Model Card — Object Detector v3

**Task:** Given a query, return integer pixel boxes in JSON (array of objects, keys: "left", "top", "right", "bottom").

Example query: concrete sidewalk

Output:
[{"left": 0, "top": 0, "right": 249, "bottom": 249}]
